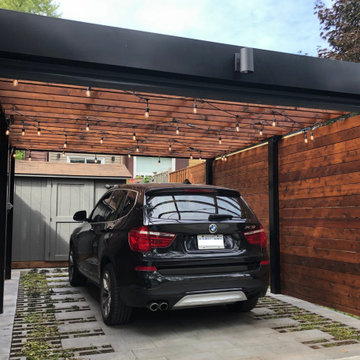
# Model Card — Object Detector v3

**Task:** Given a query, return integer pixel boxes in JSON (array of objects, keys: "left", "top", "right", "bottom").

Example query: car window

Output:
[
  {"left": 90, "top": 191, "right": 114, "bottom": 222},
  {"left": 146, "top": 192, "right": 248, "bottom": 221},
  {"left": 108, "top": 190, "right": 137, "bottom": 220}
]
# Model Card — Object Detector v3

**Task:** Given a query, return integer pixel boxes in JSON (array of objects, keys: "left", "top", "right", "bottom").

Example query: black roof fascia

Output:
[{"left": 1, "top": 9, "right": 360, "bottom": 111}]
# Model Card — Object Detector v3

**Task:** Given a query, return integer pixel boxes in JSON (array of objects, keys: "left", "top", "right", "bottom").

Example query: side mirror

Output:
[{"left": 73, "top": 210, "right": 87, "bottom": 222}]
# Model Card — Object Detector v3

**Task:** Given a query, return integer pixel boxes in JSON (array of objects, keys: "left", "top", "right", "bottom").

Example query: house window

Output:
[{"left": 67, "top": 156, "right": 105, "bottom": 164}]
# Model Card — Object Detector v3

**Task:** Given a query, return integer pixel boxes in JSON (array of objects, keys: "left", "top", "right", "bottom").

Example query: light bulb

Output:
[
  {"left": 62, "top": 151, "right": 66, "bottom": 157},
  {"left": 136, "top": 145, "right": 139, "bottom": 153},
  {"left": 272, "top": 116, "right": 276, "bottom": 127},
  {"left": 145, "top": 99, "right": 149, "bottom": 118},
  {"left": 133, "top": 131, "right": 136, "bottom": 141},
  {"left": 176, "top": 126, "right": 179, "bottom": 135},
  {"left": 128, "top": 153, "right": 131, "bottom": 158},
  {"left": 86, "top": 86, "right": 91, "bottom": 97},
  {"left": 13, "top": 152, "right": 16, "bottom": 158},
  {"left": 259, "top": 126, "right": 263, "bottom": 136},
  {"left": 190, "top": 153, "right": 193, "bottom": 160},
  {"left": 310, "top": 131, "right": 314, "bottom": 141},
  {"left": 86, "top": 123, "right": 90, "bottom": 131},
  {"left": 193, "top": 100, "right": 197, "bottom": 114},
  {"left": 304, "top": 133, "right": 308, "bottom": 143},
  {"left": 169, "top": 144, "right": 172, "bottom": 151},
  {"left": 236, "top": 122, "right": 240, "bottom": 132},
  {"left": 218, "top": 136, "right": 222, "bottom": 145},
  {"left": 22, "top": 126, "right": 25, "bottom": 136},
  {"left": 5, "top": 128, "right": 10, "bottom": 136},
  {"left": 28, "top": 152, "right": 32, "bottom": 161},
  {"left": 158, "top": 158, "right": 161, "bottom": 165},
  {"left": 13, "top": 79, "right": 18, "bottom": 87},
  {"left": 100, "top": 136, "right": 103, "bottom": 144},
  {"left": 37, "top": 127, "right": 41, "bottom": 136}
]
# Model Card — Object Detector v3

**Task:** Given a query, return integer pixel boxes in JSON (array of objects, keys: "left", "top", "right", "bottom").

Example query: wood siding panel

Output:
[{"left": 279, "top": 114, "right": 360, "bottom": 316}]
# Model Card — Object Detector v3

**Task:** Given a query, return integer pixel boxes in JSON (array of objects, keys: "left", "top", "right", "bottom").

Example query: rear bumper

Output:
[{"left": 119, "top": 265, "right": 269, "bottom": 309}]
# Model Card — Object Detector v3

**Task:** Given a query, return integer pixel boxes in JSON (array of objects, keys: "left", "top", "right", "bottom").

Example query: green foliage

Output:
[
  {"left": 315, "top": 0, "right": 360, "bottom": 62},
  {"left": 0, "top": 0, "right": 60, "bottom": 17},
  {"left": 14, "top": 150, "right": 25, "bottom": 160}
]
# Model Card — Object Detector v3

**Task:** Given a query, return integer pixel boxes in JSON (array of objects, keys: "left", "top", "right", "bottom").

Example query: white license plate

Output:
[{"left": 197, "top": 234, "right": 224, "bottom": 250}]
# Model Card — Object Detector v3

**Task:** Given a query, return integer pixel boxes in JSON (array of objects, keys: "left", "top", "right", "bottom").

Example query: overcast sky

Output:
[{"left": 57, "top": 0, "right": 331, "bottom": 57}]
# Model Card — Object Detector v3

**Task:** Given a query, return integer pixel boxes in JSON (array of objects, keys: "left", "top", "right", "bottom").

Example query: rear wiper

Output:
[{"left": 208, "top": 214, "right": 233, "bottom": 221}]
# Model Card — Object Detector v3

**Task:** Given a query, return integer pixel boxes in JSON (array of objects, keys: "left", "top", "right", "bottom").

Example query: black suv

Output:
[{"left": 69, "top": 183, "right": 269, "bottom": 325}]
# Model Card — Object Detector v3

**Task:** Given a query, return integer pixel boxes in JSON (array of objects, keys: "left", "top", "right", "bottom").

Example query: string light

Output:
[
  {"left": 199, "top": 152, "right": 202, "bottom": 161},
  {"left": 144, "top": 99, "right": 149, "bottom": 118},
  {"left": 86, "top": 122, "right": 90, "bottom": 132},
  {"left": 169, "top": 143, "right": 172, "bottom": 152},
  {"left": 224, "top": 155, "right": 228, "bottom": 162},
  {"left": 304, "top": 132, "right": 308, "bottom": 143},
  {"left": 259, "top": 125, "right": 263, "bottom": 136},
  {"left": 236, "top": 122, "right": 240, "bottom": 132},
  {"left": 190, "top": 153, "right": 193, "bottom": 160},
  {"left": 5, "top": 126, "right": 10, "bottom": 136},
  {"left": 63, "top": 134, "right": 67, "bottom": 149},
  {"left": 100, "top": 136, "right": 104, "bottom": 144},
  {"left": 128, "top": 153, "right": 131, "bottom": 158},
  {"left": 37, "top": 122, "right": 41, "bottom": 136},
  {"left": 13, "top": 152, "right": 16, "bottom": 158},
  {"left": 21, "top": 122, "right": 25, "bottom": 136},
  {"left": 132, "top": 129, "right": 136, "bottom": 141},
  {"left": 193, "top": 100, "right": 197, "bottom": 114},
  {"left": 62, "top": 151, "right": 66, "bottom": 157},
  {"left": 28, "top": 151, "right": 32, "bottom": 161},
  {"left": 13, "top": 79, "right": 18, "bottom": 87},
  {"left": 176, "top": 126, "right": 179, "bottom": 135},
  {"left": 218, "top": 136, "right": 222, "bottom": 145},
  {"left": 158, "top": 157, "right": 161, "bottom": 165},
  {"left": 136, "top": 141, "right": 139, "bottom": 152},
  {"left": 94, "top": 154, "right": 98, "bottom": 164},
  {"left": 86, "top": 86, "right": 91, "bottom": 97},
  {"left": 272, "top": 115, "right": 276, "bottom": 127},
  {"left": 310, "top": 131, "right": 314, "bottom": 141}
]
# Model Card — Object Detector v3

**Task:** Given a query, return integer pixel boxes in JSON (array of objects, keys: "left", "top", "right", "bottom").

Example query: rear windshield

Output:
[{"left": 145, "top": 190, "right": 251, "bottom": 221}]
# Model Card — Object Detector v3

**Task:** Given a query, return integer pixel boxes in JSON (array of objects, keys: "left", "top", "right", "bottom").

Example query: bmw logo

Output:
[{"left": 209, "top": 224, "right": 217, "bottom": 234}]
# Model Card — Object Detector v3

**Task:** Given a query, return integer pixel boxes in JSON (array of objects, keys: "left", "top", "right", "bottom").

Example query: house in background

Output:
[{"left": 24, "top": 151, "right": 189, "bottom": 179}]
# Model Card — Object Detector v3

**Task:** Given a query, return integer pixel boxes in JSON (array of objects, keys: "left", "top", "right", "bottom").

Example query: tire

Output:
[
  {"left": 225, "top": 297, "right": 258, "bottom": 313},
  {"left": 68, "top": 246, "right": 87, "bottom": 286},
  {"left": 101, "top": 263, "right": 132, "bottom": 325}
]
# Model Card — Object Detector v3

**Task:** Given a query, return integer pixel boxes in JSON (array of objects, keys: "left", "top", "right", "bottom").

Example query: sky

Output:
[{"left": 56, "top": 0, "right": 331, "bottom": 57}]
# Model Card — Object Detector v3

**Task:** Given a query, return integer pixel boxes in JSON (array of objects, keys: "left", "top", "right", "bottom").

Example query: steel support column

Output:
[
  {"left": 205, "top": 159, "right": 213, "bottom": 185},
  {"left": 0, "top": 110, "right": 9, "bottom": 313},
  {"left": 268, "top": 136, "right": 282, "bottom": 294},
  {"left": 5, "top": 148, "right": 14, "bottom": 280}
]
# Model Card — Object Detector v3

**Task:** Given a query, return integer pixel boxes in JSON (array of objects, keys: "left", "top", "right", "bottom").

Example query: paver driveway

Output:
[{"left": 3, "top": 268, "right": 360, "bottom": 360}]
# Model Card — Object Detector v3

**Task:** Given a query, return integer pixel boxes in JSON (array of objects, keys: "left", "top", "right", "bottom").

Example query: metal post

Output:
[
  {"left": 205, "top": 158, "right": 213, "bottom": 185},
  {"left": 5, "top": 148, "right": 15, "bottom": 280},
  {"left": 0, "top": 110, "right": 9, "bottom": 313},
  {"left": 268, "top": 136, "right": 281, "bottom": 294}
]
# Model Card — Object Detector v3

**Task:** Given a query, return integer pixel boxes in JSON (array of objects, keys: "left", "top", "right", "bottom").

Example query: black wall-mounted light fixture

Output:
[{"left": 234, "top": 47, "right": 254, "bottom": 73}]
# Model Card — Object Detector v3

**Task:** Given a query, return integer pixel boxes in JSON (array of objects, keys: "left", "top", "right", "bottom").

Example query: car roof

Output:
[{"left": 110, "top": 183, "right": 239, "bottom": 193}]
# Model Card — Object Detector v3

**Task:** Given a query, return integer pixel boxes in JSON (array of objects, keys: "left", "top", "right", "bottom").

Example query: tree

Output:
[
  {"left": 0, "top": 0, "right": 60, "bottom": 17},
  {"left": 315, "top": 0, "right": 360, "bottom": 62}
]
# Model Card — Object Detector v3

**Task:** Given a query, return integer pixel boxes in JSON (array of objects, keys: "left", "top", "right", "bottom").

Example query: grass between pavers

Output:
[{"left": 256, "top": 297, "right": 360, "bottom": 348}]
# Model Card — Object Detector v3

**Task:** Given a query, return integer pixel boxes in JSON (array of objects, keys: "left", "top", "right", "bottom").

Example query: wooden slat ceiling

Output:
[{"left": 0, "top": 78, "right": 346, "bottom": 159}]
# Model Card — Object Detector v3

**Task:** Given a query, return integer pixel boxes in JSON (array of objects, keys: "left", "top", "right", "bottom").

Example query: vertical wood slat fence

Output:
[{"left": 168, "top": 114, "right": 360, "bottom": 316}]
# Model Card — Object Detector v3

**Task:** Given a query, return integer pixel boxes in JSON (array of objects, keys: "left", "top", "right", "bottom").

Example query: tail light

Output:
[
  {"left": 128, "top": 226, "right": 176, "bottom": 252},
  {"left": 244, "top": 226, "right": 266, "bottom": 248}
]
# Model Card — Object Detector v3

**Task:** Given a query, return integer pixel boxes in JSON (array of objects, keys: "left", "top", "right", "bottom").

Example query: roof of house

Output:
[{"left": 15, "top": 161, "right": 132, "bottom": 179}]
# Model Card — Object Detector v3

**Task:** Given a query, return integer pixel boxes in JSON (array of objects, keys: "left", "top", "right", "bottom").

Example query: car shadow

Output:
[{"left": 82, "top": 282, "right": 252, "bottom": 336}]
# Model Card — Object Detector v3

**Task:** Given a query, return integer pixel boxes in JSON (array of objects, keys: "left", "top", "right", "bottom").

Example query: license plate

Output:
[{"left": 197, "top": 234, "right": 224, "bottom": 250}]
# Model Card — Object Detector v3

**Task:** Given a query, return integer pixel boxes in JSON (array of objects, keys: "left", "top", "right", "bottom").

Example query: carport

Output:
[{"left": 1, "top": 8, "right": 360, "bottom": 315}]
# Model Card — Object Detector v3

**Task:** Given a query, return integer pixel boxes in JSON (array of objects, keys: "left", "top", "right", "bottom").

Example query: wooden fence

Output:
[
  {"left": 169, "top": 162, "right": 206, "bottom": 184},
  {"left": 168, "top": 114, "right": 360, "bottom": 316}
]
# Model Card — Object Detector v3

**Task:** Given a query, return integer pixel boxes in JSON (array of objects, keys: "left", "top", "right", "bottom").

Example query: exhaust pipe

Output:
[
  {"left": 148, "top": 302, "right": 159, "bottom": 312},
  {"left": 159, "top": 302, "right": 168, "bottom": 311}
]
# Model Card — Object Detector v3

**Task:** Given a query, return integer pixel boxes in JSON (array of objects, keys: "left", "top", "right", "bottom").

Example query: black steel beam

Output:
[
  {"left": 5, "top": 148, "right": 14, "bottom": 280},
  {"left": 1, "top": 9, "right": 360, "bottom": 111},
  {"left": 268, "top": 136, "right": 281, "bottom": 294},
  {"left": 0, "top": 109, "right": 8, "bottom": 313},
  {"left": 205, "top": 159, "right": 213, "bottom": 185}
]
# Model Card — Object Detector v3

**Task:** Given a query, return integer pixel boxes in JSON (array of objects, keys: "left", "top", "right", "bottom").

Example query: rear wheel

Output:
[
  {"left": 226, "top": 297, "right": 258, "bottom": 312},
  {"left": 101, "top": 263, "right": 132, "bottom": 325},
  {"left": 68, "top": 247, "right": 87, "bottom": 286}
]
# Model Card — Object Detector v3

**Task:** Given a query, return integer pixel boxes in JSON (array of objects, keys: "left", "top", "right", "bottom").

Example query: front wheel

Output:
[
  {"left": 225, "top": 297, "right": 258, "bottom": 312},
  {"left": 101, "top": 264, "right": 132, "bottom": 325},
  {"left": 68, "top": 247, "right": 87, "bottom": 286}
]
